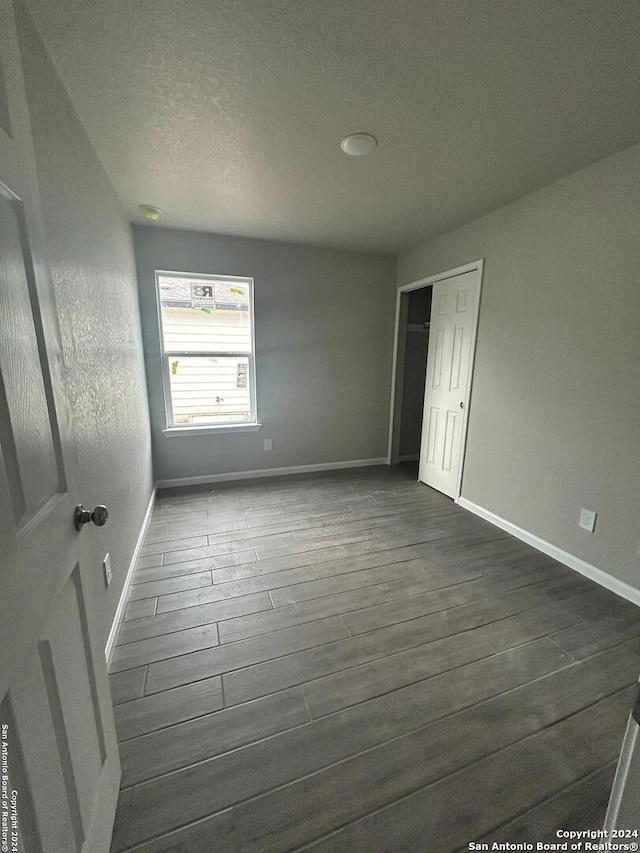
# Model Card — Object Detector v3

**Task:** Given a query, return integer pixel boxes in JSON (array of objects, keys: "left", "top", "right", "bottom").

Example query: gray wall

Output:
[
  {"left": 398, "top": 143, "right": 640, "bottom": 592},
  {"left": 17, "top": 5, "right": 153, "bottom": 645},
  {"left": 133, "top": 225, "right": 396, "bottom": 483}
]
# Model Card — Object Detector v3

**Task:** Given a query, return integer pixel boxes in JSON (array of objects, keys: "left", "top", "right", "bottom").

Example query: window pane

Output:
[
  {"left": 158, "top": 275, "right": 251, "bottom": 354},
  {"left": 167, "top": 356, "right": 252, "bottom": 425}
]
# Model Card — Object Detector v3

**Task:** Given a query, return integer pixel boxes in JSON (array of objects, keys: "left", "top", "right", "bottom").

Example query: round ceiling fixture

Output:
[
  {"left": 340, "top": 133, "right": 377, "bottom": 156},
  {"left": 139, "top": 204, "right": 162, "bottom": 221}
]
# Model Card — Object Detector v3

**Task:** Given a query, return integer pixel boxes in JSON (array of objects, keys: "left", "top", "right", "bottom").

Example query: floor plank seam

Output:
[
  {"left": 546, "top": 634, "right": 578, "bottom": 662},
  {"left": 447, "top": 760, "right": 621, "bottom": 853},
  {"left": 269, "top": 717, "right": 604, "bottom": 852},
  {"left": 140, "top": 665, "right": 149, "bottom": 698},
  {"left": 118, "top": 720, "right": 319, "bottom": 793},
  {"left": 113, "top": 577, "right": 620, "bottom": 682},
  {"left": 219, "top": 670, "right": 227, "bottom": 709},
  {"left": 116, "top": 616, "right": 360, "bottom": 679},
  {"left": 109, "top": 468, "right": 635, "bottom": 851},
  {"left": 338, "top": 615, "right": 351, "bottom": 637},
  {"left": 332, "top": 577, "right": 585, "bottom": 640},
  {"left": 302, "top": 646, "right": 576, "bottom": 724},
  {"left": 116, "top": 646, "right": 591, "bottom": 791},
  {"left": 562, "top": 631, "right": 640, "bottom": 664},
  {"left": 119, "top": 628, "right": 519, "bottom": 714},
  {"left": 118, "top": 692, "right": 609, "bottom": 853},
  {"left": 300, "top": 687, "right": 313, "bottom": 723}
]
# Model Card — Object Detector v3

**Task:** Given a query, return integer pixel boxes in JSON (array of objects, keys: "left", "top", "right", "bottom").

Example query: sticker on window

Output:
[
  {"left": 160, "top": 277, "right": 250, "bottom": 311},
  {"left": 187, "top": 282, "right": 249, "bottom": 310}
]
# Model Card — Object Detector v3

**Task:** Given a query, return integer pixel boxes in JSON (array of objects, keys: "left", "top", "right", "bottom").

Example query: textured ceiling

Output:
[{"left": 25, "top": 0, "right": 640, "bottom": 253}]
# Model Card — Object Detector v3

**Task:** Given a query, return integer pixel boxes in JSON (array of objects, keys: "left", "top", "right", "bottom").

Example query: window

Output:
[{"left": 156, "top": 272, "right": 257, "bottom": 430}]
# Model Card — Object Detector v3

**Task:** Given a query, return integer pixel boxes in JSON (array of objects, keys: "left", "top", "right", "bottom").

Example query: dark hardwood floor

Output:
[{"left": 108, "top": 465, "right": 640, "bottom": 852}]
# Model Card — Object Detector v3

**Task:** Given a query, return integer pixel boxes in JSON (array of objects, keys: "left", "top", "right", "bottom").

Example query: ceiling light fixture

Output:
[
  {"left": 139, "top": 204, "right": 162, "bottom": 221},
  {"left": 340, "top": 133, "right": 377, "bottom": 156}
]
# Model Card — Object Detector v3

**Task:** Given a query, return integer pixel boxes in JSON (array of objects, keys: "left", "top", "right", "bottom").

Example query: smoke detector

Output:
[{"left": 139, "top": 204, "right": 162, "bottom": 221}]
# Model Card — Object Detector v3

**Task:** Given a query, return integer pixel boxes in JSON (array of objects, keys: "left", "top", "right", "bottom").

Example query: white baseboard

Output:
[
  {"left": 457, "top": 497, "right": 640, "bottom": 607},
  {"left": 155, "top": 458, "right": 388, "bottom": 490},
  {"left": 105, "top": 488, "right": 156, "bottom": 666}
]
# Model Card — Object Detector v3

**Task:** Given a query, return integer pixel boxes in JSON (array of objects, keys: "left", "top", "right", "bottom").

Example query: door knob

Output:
[
  {"left": 459, "top": 401, "right": 465, "bottom": 409},
  {"left": 74, "top": 504, "right": 109, "bottom": 530}
]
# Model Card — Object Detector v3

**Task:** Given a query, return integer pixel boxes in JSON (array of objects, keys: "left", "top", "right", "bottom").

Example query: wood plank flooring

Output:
[{"left": 108, "top": 465, "right": 640, "bottom": 852}]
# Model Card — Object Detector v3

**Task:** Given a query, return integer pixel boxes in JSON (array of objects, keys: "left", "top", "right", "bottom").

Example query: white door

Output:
[
  {"left": 418, "top": 269, "right": 480, "bottom": 498},
  {"left": 605, "top": 687, "right": 640, "bottom": 831},
  {"left": 0, "top": 2, "right": 120, "bottom": 851}
]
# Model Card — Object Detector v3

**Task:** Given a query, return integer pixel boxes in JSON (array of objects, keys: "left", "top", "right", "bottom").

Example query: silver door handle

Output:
[
  {"left": 74, "top": 504, "right": 109, "bottom": 530},
  {"left": 459, "top": 401, "right": 465, "bottom": 409}
]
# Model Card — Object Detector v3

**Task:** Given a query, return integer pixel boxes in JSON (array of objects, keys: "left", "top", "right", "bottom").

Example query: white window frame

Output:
[{"left": 155, "top": 270, "right": 261, "bottom": 436}]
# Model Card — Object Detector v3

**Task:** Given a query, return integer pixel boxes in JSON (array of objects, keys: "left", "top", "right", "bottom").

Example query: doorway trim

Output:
[{"left": 386, "top": 259, "right": 484, "bottom": 500}]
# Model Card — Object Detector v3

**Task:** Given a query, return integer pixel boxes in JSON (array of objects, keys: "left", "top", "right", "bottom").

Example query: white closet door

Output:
[{"left": 418, "top": 270, "right": 480, "bottom": 498}]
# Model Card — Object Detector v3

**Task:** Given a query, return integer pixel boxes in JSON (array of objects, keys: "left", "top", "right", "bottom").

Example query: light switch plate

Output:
[
  {"left": 579, "top": 509, "right": 597, "bottom": 533},
  {"left": 264, "top": 439, "right": 272, "bottom": 451},
  {"left": 103, "top": 553, "right": 113, "bottom": 586}
]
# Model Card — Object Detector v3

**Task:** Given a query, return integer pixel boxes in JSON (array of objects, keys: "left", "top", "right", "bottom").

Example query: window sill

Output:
[{"left": 162, "top": 423, "right": 263, "bottom": 437}]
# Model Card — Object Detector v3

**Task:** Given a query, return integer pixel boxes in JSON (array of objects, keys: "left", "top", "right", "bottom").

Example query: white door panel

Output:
[
  {"left": 605, "top": 687, "right": 640, "bottom": 832},
  {"left": 418, "top": 270, "right": 480, "bottom": 498},
  {"left": 0, "top": 2, "right": 120, "bottom": 851}
]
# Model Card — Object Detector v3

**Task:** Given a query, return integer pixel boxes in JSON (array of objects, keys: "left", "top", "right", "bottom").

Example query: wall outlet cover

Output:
[
  {"left": 579, "top": 509, "right": 597, "bottom": 533},
  {"left": 103, "top": 553, "right": 113, "bottom": 586},
  {"left": 264, "top": 439, "right": 273, "bottom": 451}
]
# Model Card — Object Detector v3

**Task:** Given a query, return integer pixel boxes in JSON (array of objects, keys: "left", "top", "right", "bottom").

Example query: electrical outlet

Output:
[
  {"left": 264, "top": 439, "right": 272, "bottom": 451},
  {"left": 579, "top": 509, "right": 597, "bottom": 533},
  {"left": 103, "top": 553, "right": 113, "bottom": 587}
]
